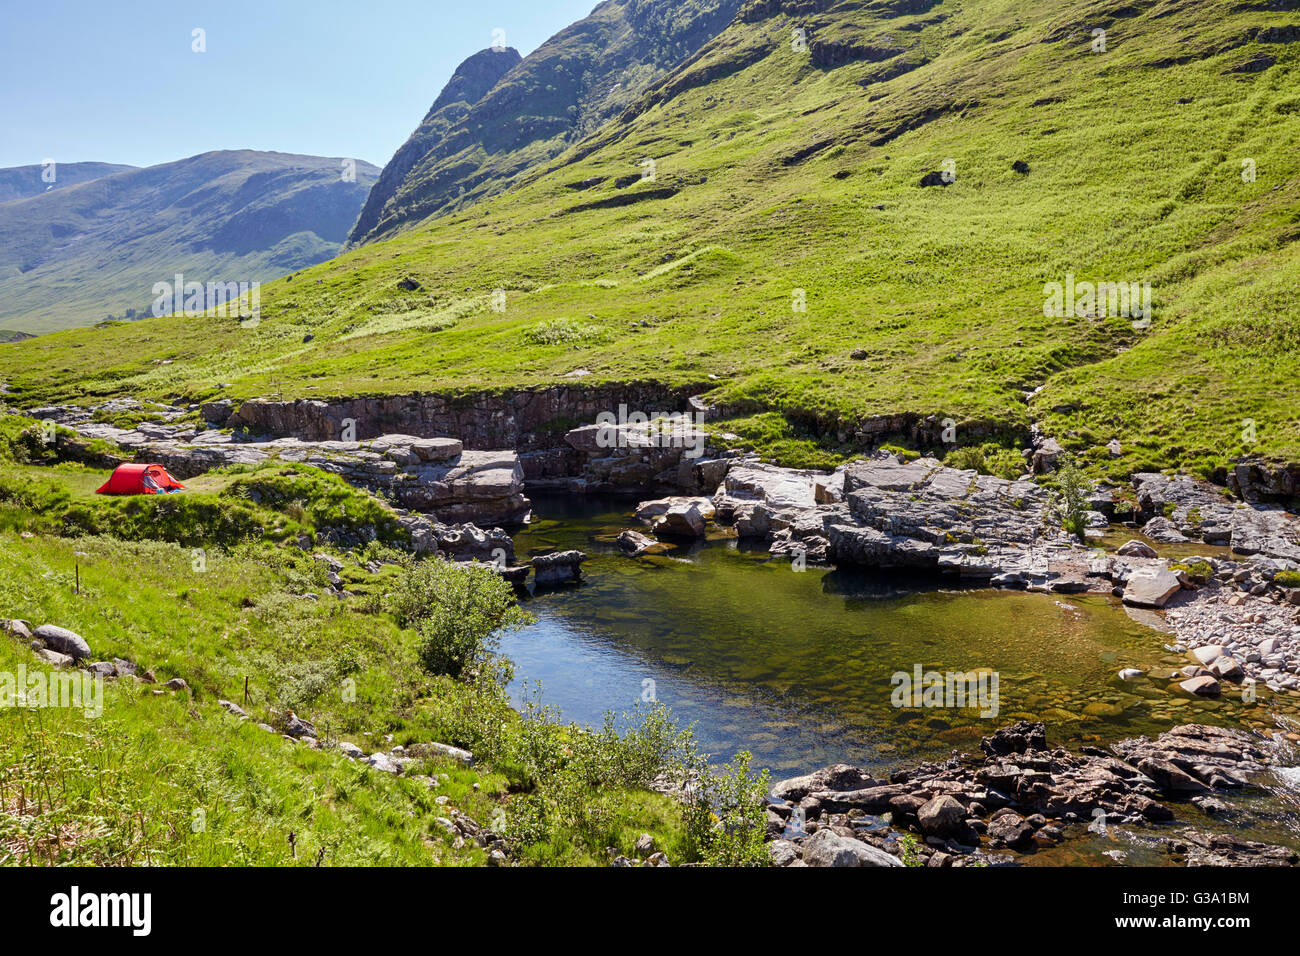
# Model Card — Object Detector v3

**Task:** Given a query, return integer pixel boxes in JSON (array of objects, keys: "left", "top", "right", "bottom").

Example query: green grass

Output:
[
  {"left": 0, "top": 430, "right": 733, "bottom": 866},
  {"left": 1, "top": 0, "right": 1296, "bottom": 479}
]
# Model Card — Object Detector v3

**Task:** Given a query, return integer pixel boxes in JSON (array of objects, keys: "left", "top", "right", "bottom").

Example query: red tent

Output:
[{"left": 95, "top": 463, "right": 186, "bottom": 495}]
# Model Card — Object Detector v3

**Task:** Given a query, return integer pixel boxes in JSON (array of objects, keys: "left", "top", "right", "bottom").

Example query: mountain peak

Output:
[{"left": 348, "top": 0, "right": 747, "bottom": 245}]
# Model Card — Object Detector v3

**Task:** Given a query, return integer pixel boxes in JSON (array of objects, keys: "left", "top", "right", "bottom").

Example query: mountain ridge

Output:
[
  {"left": 0, "top": 150, "right": 379, "bottom": 334},
  {"left": 348, "top": 0, "right": 748, "bottom": 244}
]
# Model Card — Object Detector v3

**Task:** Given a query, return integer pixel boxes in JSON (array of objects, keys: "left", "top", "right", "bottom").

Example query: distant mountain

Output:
[
  {"left": 0, "top": 150, "right": 379, "bottom": 334},
  {"left": 348, "top": 0, "right": 745, "bottom": 244},
  {"left": 0, "top": 162, "right": 137, "bottom": 203}
]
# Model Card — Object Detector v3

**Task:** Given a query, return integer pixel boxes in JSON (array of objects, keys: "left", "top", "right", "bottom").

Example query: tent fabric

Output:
[{"left": 95, "top": 463, "right": 186, "bottom": 495}]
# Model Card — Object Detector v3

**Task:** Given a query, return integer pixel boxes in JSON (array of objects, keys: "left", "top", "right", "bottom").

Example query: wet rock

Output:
[
  {"left": 1179, "top": 675, "right": 1221, "bottom": 697},
  {"left": 1180, "top": 831, "right": 1298, "bottom": 867},
  {"left": 531, "top": 550, "right": 587, "bottom": 586}
]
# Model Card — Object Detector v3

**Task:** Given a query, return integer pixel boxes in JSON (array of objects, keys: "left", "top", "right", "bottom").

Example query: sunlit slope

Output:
[{"left": 1, "top": 0, "right": 1297, "bottom": 476}]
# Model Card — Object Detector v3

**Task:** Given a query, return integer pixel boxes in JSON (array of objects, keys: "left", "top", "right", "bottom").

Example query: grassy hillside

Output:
[
  {"left": 0, "top": 151, "right": 379, "bottom": 335},
  {"left": 1, "top": 0, "right": 1297, "bottom": 480},
  {"left": 0, "top": 414, "right": 762, "bottom": 866}
]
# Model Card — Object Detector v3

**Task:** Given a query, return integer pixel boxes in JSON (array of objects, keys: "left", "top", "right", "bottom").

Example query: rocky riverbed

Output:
[{"left": 765, "top": 720, "right": 1299, "bottom": 867}]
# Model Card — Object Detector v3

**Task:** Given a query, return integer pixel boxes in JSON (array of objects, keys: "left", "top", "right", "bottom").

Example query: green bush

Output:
[{"left": 390, "top": 558, "right": 532, "bottom": 679}]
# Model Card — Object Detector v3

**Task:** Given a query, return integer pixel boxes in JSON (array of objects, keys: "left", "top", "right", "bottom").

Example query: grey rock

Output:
[{"left": 33, "top": 624, "right": 91, "bottom": 661}]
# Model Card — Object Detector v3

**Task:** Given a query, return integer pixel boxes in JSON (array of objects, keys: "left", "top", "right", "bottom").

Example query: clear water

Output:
[{"left": 502, "top": 494, "right": 1291, "bottom": 780}]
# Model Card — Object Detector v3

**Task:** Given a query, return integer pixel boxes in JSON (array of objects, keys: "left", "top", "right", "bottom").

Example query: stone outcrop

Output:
[
  {"left": 32, "top": 405, "right": 529, "bottom": 528},
  {"left": 216, "top": 386, "right": 703, "bottom": 453},
  {"left": 768, "top": 722, "right": 1292, "bottom": 868},
  {"left": 1132, "top": 472, "right": 1300, "bottom": 562},
  {"left": 551, "top": 417, "right": 730, "bottom": 495}
]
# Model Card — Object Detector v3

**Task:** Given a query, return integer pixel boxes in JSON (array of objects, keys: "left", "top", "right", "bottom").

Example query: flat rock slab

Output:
[{"left": 1123, "top": 567, "right": 1182, "bottom": 608}]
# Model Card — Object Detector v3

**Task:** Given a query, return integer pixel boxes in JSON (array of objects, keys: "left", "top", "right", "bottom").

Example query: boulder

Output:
[
  {"left": 917, "top": 795, "right": 968, "bottom": 839},
  {"left": 653, "top": 502, "right": 707, "bottom": 537},
  {"left": 768, "top": 839, "right": 801, "bottom": 866},
  {"left": 771, "top": 764, "right": 877, "bottom": 801},
  {"left": 1209, "top": 656, "right": 1243, "bottom": 681},
  {"left": 1122, "top": 567, "right": 1182, "bottom": 608},
  {"left": 1137, "top": 758, "right": 1210, "bottom": 794},
  {"left": 802, "top": 829, "right": 902, "bottom": 867},
  {"left": 1116, "top": 540, "right": 1158, "bottom": 559},
  {"left": 37, "top": 649, "right": 73, "bottom": 667},
  {"left": 531, "top": 550, "right": 587, "bottom": 586},
  {"left": 284, "top": 711, "right": 317, "bottom": 738},
  {"left": 1179, "top": 675, "right": 1221, "bottom": 697},
  {"left": 617, "top": 529, "right": 667, "bottom": 556},
  {"left": 1190, "top": 645, "right": 1225, "bottom": 665},
  {"left": 987, "top": 811, "right": 1036, "bottom": 849},
  {"left": 411, "top": 437, "right": 463, "bottom": 462},
  {"left": 367, "top": 752, "right": 402, "bottom": 774},
  {"left": 33, "top": 624, "right": 91, "bottom": 661},
  {"left": 2, "top": 619, "right": 33, "bottom": 641}
]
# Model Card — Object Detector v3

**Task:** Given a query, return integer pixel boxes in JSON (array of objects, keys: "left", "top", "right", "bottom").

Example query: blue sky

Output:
[{"left": 0, "top": 0, "right": 598, "bottom": 170}]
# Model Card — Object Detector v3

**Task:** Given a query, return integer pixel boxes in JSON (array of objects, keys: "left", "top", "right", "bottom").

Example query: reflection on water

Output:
[{"left": 502, "top": 493, "right": 1287, "bottom": 779}]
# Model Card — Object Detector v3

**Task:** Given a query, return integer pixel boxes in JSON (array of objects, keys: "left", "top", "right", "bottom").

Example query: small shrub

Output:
[
  {"left": 1045, "top": 458, "right": 1094, "bottom": 543},
  {"left": 683, "top": 751, "right": 771, "bottom": 867},
  {"left": 390, "top": 558, "right": 532, "bottom": 679}
]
